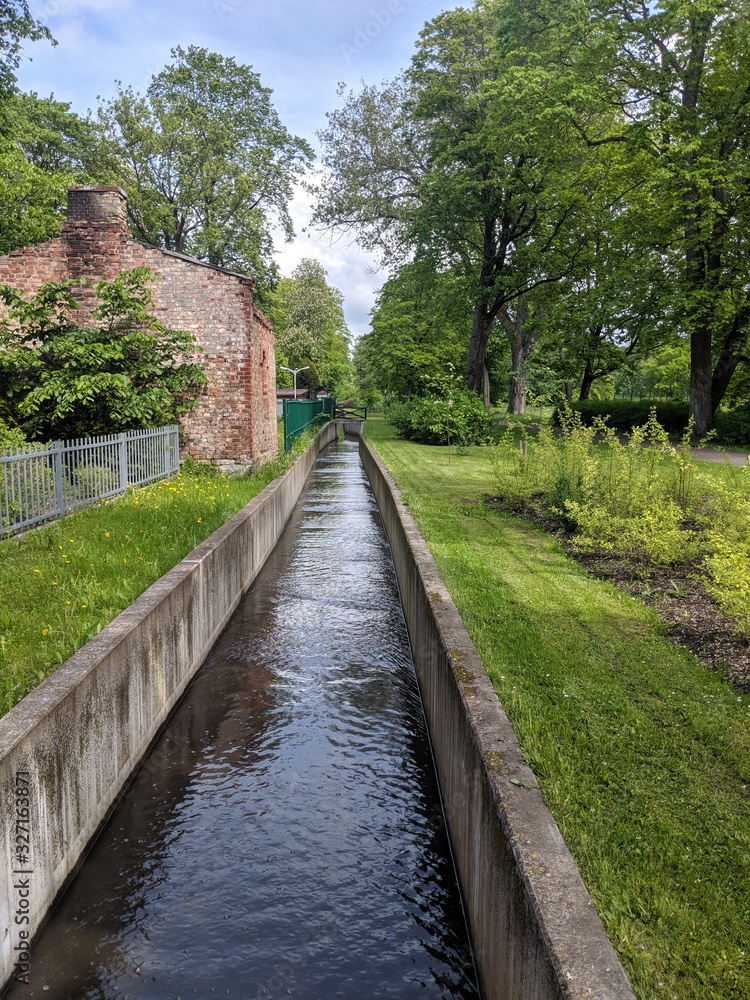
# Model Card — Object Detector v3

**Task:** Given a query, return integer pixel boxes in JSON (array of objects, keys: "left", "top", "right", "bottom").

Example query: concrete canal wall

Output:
[
  {"left": 359, "top": 438, "right": 637, "bottom": 1000},
  {"left": 0, "top": 421, "right": 339, "bottom": 992},
  {"left": 1, "top": 421, "right": 637, "bottom": 999}
]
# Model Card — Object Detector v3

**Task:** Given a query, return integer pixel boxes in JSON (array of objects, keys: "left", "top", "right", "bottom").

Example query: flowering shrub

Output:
[{"left": 490, "top": 406, "right": 750, "bottom": 630}]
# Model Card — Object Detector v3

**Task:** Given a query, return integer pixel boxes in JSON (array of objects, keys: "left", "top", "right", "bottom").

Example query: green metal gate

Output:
[{"left": 283, "top": 398, "right": 335, "bottom": 452}]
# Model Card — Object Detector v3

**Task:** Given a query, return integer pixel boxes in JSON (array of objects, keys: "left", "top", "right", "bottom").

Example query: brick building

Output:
[{"left": 0, "top": 186, "right": 277, "bottom": 470}]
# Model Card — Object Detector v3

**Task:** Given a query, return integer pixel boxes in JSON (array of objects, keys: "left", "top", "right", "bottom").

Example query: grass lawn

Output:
[
  {"left": 365, "top": 416, "right": 750, "bottom": 1000},
  {"left": 0, "top": 442, "right": 306, "bottom": 717}
]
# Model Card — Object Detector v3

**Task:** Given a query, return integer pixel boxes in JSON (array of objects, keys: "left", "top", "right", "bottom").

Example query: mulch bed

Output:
[{"left": 485, "top": 498, "right": 750, "bottom": 693}]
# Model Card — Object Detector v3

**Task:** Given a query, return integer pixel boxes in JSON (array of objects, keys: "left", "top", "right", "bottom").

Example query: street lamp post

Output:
[{"left": 279, "top": 365, "right": 310, "bottom": 397}]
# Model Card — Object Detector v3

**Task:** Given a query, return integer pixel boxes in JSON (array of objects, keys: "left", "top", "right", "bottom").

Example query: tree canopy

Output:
[
  {"left": 0, "top": 1, "right": 52, "bottom": 96},
  {"left": 315, "top": 0, "right": 750, "bottom": 430},
  {"left": 0, "top": 92, "right": 94, "bottom": 254},
  {"left": 358, "top": 263, "right": 471, "bottom": 400},
  {"left": 314, "top": 1, "right": 605, "bottom": 400},
  {"left": 96, "top": 46, "right": 314, "bottom": 299}
]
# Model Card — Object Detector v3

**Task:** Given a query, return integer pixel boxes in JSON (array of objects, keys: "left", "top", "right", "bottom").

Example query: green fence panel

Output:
[{"left": 283, "top": 398, "right": 335, "bottom": 452}]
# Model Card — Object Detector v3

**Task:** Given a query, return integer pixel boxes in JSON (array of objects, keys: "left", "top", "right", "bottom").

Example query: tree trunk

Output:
[
  {"left": 483, "top": 364, "right": 491, "bottom": 408},
  {"left": 711, "top": 306, "right": 750, "bottom": 414},
  {"left": 690, "top": 326, "right": 713, "bottom": 435},
  {"left": 466, "top": 218, "right": 506, "bottom": 397},
  {"left": 682, "top": 12, "right": 716, "bottom": 437},
  {"left": 508, "top": 369, "right": 528, "bottom": 414},
  {"left": 500, "top": 296, "right": 537, "bottom": 415},
  {"left": 508, "top": 337, "right": 530, "bottom": 414},
  {"left": 465, "top": 301, "right": 495, "bottom": 395},
  {"left": 579, "top": 359, "right": 595, "bottom": 401}
]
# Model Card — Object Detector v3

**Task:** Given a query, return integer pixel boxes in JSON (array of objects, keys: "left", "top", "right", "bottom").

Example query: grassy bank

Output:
[
  {"left": 0, "top": 442, "right": 306, "bottom": 717},
  {"left": 365, "top": 417, "right": 750, "bottom": 1000}
]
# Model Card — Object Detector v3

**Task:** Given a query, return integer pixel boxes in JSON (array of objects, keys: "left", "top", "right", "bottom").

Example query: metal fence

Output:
[
  {"left": 1, "top": 425, "right": 180, "bottom": 537},
  {"left": 283, "top": 398, "right": 335, "bottom": 452}
]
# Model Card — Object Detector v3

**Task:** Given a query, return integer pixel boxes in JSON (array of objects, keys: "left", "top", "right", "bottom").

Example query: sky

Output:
[{"left": 16, "top": 0, "right": 462, "bottom": 341}]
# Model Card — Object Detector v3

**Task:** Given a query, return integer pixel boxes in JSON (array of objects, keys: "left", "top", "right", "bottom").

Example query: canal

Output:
[{"left": 5, "top": 438, "right": 479, "bottom": 999}]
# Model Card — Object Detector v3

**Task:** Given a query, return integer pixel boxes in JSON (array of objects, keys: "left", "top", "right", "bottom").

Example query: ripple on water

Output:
[{"left": 7, "top": 440, "right": 479, "bottom": 1000}]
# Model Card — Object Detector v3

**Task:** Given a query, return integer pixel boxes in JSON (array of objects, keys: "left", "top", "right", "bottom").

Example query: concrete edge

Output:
[
  {"left": 360, "top": 437, "right": 637, "bottom": 1000},
  {"left": 0, "top": 421, "right": 339, "bottom": 991}
]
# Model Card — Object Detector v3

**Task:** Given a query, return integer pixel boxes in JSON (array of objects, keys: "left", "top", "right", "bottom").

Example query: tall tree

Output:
[
  {"left": 265, "top": 259, "right": 354, "bottom": 398},
  {"left": 360, "top": 263, "right": 471, "bottom": 400},
  {"left": 0, "top": 2, "right": 52, "bottom": 98},
  {"left": 314, "top": 1, "right": 612, "bottom": 400},
  {"left": 97, "top": 46, "right": 313, "bottom": 298},
  {"left": 561, "top": 0, "right": 750, "bottom": 432}
]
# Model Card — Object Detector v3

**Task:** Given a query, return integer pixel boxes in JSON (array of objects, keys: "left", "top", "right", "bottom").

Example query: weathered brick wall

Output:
[{"left": 0, "top": 187, "right": 278, "bottom": 470}]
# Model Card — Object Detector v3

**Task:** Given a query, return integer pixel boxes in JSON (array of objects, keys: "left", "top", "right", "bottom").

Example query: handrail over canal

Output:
[{"left": 334, "top": 404, "right": 368, "bottom": 421}]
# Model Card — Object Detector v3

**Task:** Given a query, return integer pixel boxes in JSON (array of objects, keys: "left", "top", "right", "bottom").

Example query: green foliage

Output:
[
  {"left": 266, "top": 258, "right": 354, "bottom": 397},
  {"left": 0, "top": 267, "right": 207, "bottom": 440},
  {"left": 554, "top": 397, "right": 750, "bottom": 446},
  {"left": 0, "top": 2, "right": 53, "bottom": 95},
  {"left": 491, "top": 407, "right": 750, "bottom": 629},
  {"left": 358, "top": 263, "right": 471, "bottom": 400},
  {"left": 96, "top": 46, "right": 313, "bottom": 295},
  {"left": 714, "top": 408, "right": 750, "bottom": 446},
  {"left": 703, "top": 479, "right": 750, "bottom": 634},
  {"left": 314, "top": 1, "right": 608, "bottom": 396},
  {"left": 573, "top": 0, "right": 750, "bottom": 431},
  {"left": 638, "top": 342, "right": 690, "bottom": 403},
  {"left": 316, "top": 0, "right": 750, "bottom": 430},
  {"left": 0, "top": 92, "right": 95, "bottom": 254},
  {"left": 387, "top": 373, "right": 492, "bottom": 446},
  {"left": 0, "top": 414, "right": 24, "bottom": 448}
]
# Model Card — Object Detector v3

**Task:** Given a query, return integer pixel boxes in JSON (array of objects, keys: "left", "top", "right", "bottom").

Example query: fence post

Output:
[
  {"left": 52, "top": 442, "right": 65, "bottom": 517},
  {"left": 118, "top": 433, "right": 128, "bottom": 492}
]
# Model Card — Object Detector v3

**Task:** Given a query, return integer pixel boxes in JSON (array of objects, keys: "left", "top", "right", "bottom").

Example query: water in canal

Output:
[{"left": 7, "top": 439, "right": 479, "bottom": 999}]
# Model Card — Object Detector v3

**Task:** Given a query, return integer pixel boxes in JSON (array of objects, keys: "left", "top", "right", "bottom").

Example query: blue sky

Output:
[{"left": 17, "top": 0, "right": 462, "bottom": 339}]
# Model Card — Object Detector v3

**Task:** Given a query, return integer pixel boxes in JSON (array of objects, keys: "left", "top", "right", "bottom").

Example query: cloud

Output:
[
  {"left": 272, "top": 182, "right": 385, "bottom": 340},
  {"left": 17, "top": 1, "right": 460, "bottom": 340},
  {"left": 31, "top": 0, "right": 122, "bottom": 14}
]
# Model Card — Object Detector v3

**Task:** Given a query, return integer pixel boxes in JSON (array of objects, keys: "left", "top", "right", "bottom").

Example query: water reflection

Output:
[{"left": 5, "top": 439, "right": 479, "bottom": 999}]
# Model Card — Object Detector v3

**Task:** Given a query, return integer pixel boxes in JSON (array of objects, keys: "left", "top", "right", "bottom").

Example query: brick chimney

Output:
[
  {"left": 63, "top": 186, "right": 128, "bottom": 231},
  {"left": 60, "top": 187, "right": 130, "bottom": 284}
]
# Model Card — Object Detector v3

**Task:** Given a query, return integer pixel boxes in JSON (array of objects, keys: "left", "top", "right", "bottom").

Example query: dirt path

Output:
[{"left": 691, "top": 446, "right": 749, "bottom": 466}]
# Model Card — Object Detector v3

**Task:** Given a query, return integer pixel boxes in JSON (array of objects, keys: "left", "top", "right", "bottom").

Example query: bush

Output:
[
  {"left": 0, "top": 268, "right": 207, "bottom": 441},
  {"left": 491, "top": 408, "right": 702, "bottom": 567},
  {"left": 554, "top": 398, "right": 750, "bottom": 446},
  {"left": 490, "top": 407, "right": 750, "bottom": 628},
  {"left": 0, "top": 417, "right": 26, "bottom": 450},
  {"left": 387, "top": 388, "right": 492, "bottom": 446},
  {"left": 714, "top": 408, "right": 750, "bottom": 446},
  {"left": 552, "top": 398, "right": 691, "bottom": 434}
]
